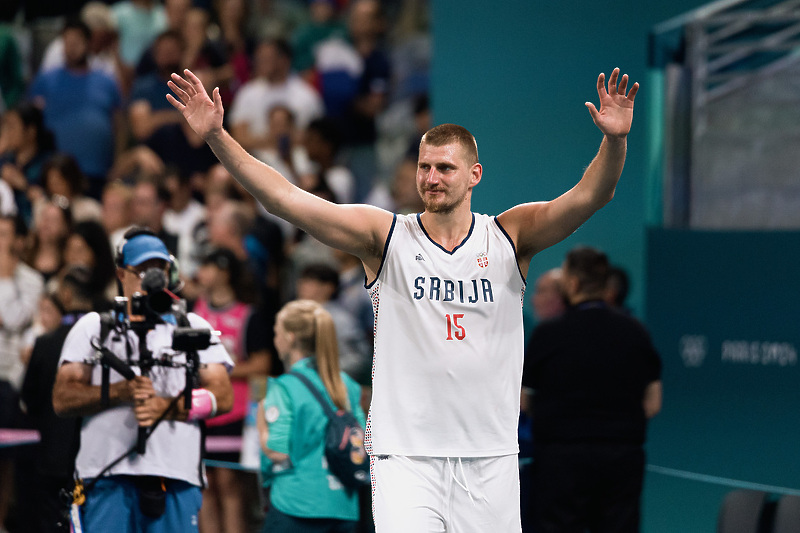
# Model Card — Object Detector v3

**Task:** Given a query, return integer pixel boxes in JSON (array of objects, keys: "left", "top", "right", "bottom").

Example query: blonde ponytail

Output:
[
  {"left": 277, "top": 300, "right": 350, "bottom": 411},
  {"left": 313, "top": 308, "right": 350, "bottom": 411}
]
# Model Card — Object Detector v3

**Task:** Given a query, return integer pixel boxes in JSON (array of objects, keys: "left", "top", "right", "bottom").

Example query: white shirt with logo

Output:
[{"left": 366, "top": 213, "right": 526, "bottom": 457}]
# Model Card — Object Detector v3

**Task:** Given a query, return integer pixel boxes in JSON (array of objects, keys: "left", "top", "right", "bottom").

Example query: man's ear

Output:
[
  {"left": 470, "top": 163, "right": 482, "bottom": 188},
  {"left": 116, "top": 267, "right": 126, "bottom": 283}
]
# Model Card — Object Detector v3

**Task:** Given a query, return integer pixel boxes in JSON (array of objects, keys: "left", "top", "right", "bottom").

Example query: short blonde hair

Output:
[{"left": 420, "top": 123, "right": 479, "bottom": 166}]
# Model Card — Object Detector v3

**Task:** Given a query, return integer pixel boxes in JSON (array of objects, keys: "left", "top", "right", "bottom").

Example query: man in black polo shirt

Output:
[
  {"left": 20, "top": 266, "right": 94, "bottom": 532},
  {"left": 523, "top": 246, "right": 662, "bottom": 533}
]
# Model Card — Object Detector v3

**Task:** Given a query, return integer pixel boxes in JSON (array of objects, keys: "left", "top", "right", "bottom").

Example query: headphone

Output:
[{"left": 115, "top": 226, "right": 182, "bottom": 293}]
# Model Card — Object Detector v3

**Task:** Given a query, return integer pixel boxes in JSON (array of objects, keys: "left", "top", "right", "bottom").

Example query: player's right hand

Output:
[{"left": 166, "top": 69, "right": 224, "bottom": 141}]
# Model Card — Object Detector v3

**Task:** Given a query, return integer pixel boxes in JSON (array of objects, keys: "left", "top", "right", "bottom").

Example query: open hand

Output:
[
  {"left": 585, "top": 68, "right": 638, "bottom": 139},
  {"left": 166, "top": 69, "right": 224, "bottom": 141}
]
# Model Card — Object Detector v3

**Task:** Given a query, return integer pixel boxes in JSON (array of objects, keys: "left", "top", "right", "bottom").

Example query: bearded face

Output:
[{"left": 416, "top": 142, "right": 477, "bottom": 214}]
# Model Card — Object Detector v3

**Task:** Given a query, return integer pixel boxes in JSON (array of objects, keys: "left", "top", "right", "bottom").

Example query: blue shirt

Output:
[
  {"left": 29, "top": 67, "right": 121, "bottom": 178},
  {"left": 129, "top": 73, "right": 175, "bottom": 112}
]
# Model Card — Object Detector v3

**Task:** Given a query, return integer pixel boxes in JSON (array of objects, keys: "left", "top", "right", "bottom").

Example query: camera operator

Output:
[{"left": 52, "top": 228, "right": 234, "bottom": 532}]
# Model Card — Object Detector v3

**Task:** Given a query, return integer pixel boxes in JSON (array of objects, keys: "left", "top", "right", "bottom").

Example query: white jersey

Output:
[
  {"left": 59, "top": 312, "right": 233, "bottom": 485},
  {"left": 366, "top": 213, "right": 526, "bottom": 457}
]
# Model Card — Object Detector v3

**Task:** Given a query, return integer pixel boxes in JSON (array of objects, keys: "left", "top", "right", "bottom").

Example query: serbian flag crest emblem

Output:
[{"left": 476, "top": 252, "right": 488, "bottom": 268}]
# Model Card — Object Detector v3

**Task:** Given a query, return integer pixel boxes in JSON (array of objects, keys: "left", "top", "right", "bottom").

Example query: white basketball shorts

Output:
[{"left": 370, "top": 454, "right": 521, "bottom": 533}]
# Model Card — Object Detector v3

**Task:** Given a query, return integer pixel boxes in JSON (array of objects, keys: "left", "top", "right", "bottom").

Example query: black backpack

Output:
[{"left": 290, "top": 372, "right": 370, "bottom": 490}]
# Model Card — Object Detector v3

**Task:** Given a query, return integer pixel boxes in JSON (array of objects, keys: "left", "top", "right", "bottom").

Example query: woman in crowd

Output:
[
  {"left": 193, "top": 247, "right": 271, "bottom": 533},
  {"left": 0, "top": 103, "right": 56, "bottom": 225},
  {"left": 62, "top": 219, "right": 116, "bottom": 308},
  {"left": 257, "top": 299, "right": 364, "bottom": 532},
  {"left": 212, "top": 0, "right": 253, "bottom": 104},
  {"left": 23, "top": 196, "right": 72, "bottom": 283},
  {"left": 38, "top": 153, "right": 102, "bottom": 223}
]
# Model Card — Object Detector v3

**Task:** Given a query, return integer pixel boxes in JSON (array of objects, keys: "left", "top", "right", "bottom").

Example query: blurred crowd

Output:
[{"left": 0, "top": 0, "right": 428, "bottom": 531}]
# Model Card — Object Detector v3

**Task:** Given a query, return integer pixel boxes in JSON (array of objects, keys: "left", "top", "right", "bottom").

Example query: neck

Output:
[
  {"left": 209, "top": 286, "right": 235, "bottom": 307},
  {"left": 286, "top": 349, "right": 308, "bottom": 369},
  {"left": 66, "top": 304, "right": 93, "bottom": 314},
  {"left": 171, "top": 195, "right": 190, "bottom": 212},
  {"left": 420, "top": 208, "right": 473, "bottom": 251},
  {"left": 67, "top": 59, "right": 89, "bottom": 72},
  {"left": 16, "top": 145, "right": 36, "bottom": 166},
  {"left": 354, "top": 36, "right": 377, "bottom": 57},
  {"left": 569, "top": 293, "right": 606, "bottom": 306},
  {"left": 266, "top": 71, "right": 289, "bottom": 84}
]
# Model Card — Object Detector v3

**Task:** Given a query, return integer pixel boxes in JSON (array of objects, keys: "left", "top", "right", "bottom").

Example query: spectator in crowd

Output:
[
  {"left": 257, "top": 299, "right": 364, "bottom": 532},
  {"left": 531, "top": 267, "right": 567, "bottom": 323},
  {"left": 0, "top": 179, "right": 13, "bottom": 219},
  {"left": 193, "top": 247, "right": 270, "bottom": 533},
  {"left": 206, "top": 199, "right": 253, "bottom": 265},
  {"left": 332, "top": 248, "right": 373, "bottom": 354},
  {"left": 523, "top": 246, "right": 662, "bottom": 533},
  {"left": 23, "top": 197, "right": 72, "bottom": 283},
  {"left": 342, "top": 0, "right": 390, "bottom": 146},
  {"left": 312, "top": 0, "right": 391, "bottom": 201},
  {"left": 302, "top": 117, "right": 355, "bottom": 204},
  {"left": 52, "top": 228, "right": 234, "bottom": 532},
  {"left": 184, "top": 164, "right": 239, "bottom": 278},
  {"left": 143, "top": 102, "right": 221, "bottom": 180},
  {"left": 212, "top": 0, "right": 254, "bottom": 103},
  {"left": 101, "top": 180, "right": 134, "bottom": 249},
  {"left": 290, "top": 0, "right": 347, "bottom": 83},
  {"left": 19, "top": 266, "right": 94, "bottom": 533},
  {"left": 0, "top": 102, "right": 56, "bottom": 225},
  {"left": 163, "top": 167, "right": 206, "bottom": 278},
  {"left": 228, "top": 38, "right": 324, "bottom": 152},
  {"left": 0, "top": 25, "right": 24, "bottom": 111},
  {"left": 296, "top": 263, "right": 371, "bottom": 386},
  {"left": 390, "top": 155, "right": 423, "bottom": 213},
  {"left": 131, "top": 176, "right": 179, "bottom": 255},
  {"left": 404, "top": 93, "right": 430, "bottom": 161},
  {"left": 252, "top": 105, "right": 308, "bottom": 186},
  {"left": 62, "top": 219, "right": 116, "bottom": 308},
  {"left": 39, "top": 2, "right": 121, "bottom": 83},
  {"left": 218, "top": 169, "right": 288, "bottom": 303},
  {"left": 39, "top": 153, "right": 103, "bottom": 223},
  {"left": 164, "top": 0, "right": 192, "bottom": 32},
  {"left": 315, "top": 0, "right": 390, "bottom": 141},
  {"left": 133, "top": 0, "right": 191, "bottom": 77},
  {"left": 205, "top": 198, "right": 283, "bottom": 306},
  {"left": 605, "top": 263, "right": 631, "bottom": 313},
  {"left": 181, "top": 7, "right": 232, "bottom": 99},
  {"left": 111, "top": 0, "right": 168, "bottom": 90},
  {"left": 128, "top": 30, "right": 186, "bottom": 143},
  {"left": 28, "top": 18, "right": 124, "bottom": 198},
  {"left": 519, "top": 266, "right": 567, "bottom": 531},
  {"left": 20, "top": 291, "right": 65, "bottom": 366},
  {"left": 0, "top": 213, "right": 44, "bottom": 533}
]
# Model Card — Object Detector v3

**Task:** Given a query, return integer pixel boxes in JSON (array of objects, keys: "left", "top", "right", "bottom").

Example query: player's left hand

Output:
[{"left": 585, "top": 67, "right": 638, "bottom": 139}]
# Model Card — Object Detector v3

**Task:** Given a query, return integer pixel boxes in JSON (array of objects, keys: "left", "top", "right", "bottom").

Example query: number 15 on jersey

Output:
[{"left": 445, "top": 313, "right": 466, "bottom": 341}]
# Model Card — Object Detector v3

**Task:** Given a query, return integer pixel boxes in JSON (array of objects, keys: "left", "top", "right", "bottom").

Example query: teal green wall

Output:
[{"left": 430, "top": 0, "right": 707, "bottom": 318}]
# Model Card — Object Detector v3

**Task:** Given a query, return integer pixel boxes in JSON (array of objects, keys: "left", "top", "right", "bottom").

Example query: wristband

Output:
[{"left": 187, "top": 388, "right": 217, "bottom": 421}]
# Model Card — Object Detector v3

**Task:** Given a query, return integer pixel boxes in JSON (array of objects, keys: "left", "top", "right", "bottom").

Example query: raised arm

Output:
[
  {"left": 166, "top": 70, "right": 393, "bottom": 276},
  {"left": 497, "top": 68, "right": 639, "bottom": 269}
]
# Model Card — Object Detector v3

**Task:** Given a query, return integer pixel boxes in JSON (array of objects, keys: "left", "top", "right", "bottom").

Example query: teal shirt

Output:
[{"left": 261, "top": 357, "right": 366, "bottom": 520}]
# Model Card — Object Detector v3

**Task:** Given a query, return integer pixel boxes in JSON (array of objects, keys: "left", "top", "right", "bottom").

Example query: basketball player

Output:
[{"left": 167, "top": 67, "right": 638, "bottom": 532}]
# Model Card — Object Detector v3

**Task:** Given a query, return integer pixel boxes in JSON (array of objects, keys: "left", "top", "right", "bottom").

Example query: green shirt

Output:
[{"left": 261, "top": 357, "right": 366, "bottom": 520}]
